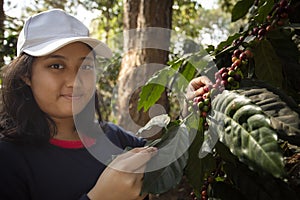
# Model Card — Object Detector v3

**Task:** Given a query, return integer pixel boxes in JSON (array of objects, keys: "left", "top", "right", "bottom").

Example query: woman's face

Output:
[{"left": 25, "top": 42, "right": 96, "bottom": 120}]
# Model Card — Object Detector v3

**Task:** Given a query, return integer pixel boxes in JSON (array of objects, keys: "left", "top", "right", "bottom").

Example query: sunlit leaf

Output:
[
  {"left": 138, "top": 68, "right": 175, "bottom": 111},
  {"left": 138, "top": 57, "right": 186, "bottom": 112},
  {"left": 208, "top": 90, "right": 285, "bottom": 178}
]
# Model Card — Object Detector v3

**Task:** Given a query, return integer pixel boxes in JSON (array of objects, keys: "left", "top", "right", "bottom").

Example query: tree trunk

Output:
[
  {"left": 116, "top": 1, "right": 195, "bottom": 199},
  {"left": 115, "top": 0, "right": 173, "bottom": 133},
  {"left": 0, "top": 0, "right": 4, "bottom": 67}
]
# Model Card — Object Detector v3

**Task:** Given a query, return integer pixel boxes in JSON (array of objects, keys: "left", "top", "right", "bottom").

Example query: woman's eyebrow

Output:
[{"left": 43, "top": 54, "right": 67, "bottom": 60}]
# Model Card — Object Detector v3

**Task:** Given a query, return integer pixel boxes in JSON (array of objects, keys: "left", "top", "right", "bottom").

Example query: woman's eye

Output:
[
  {"left": 50, "top": 64, "right": 64, "bottom": 69},
  {"left": 80, "top": 65, "right": 95, "bottom": 70}
]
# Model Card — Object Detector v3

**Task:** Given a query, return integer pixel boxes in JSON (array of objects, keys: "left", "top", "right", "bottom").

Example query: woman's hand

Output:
[
  {"left": 186, "top": 76, "right": 213, "bottom": 100},
  {"left": 87, "top": 146, "right": 157, "bottom": 200},
  {"left": 181, "top": 76, "right": 213, "bottom": 118}
]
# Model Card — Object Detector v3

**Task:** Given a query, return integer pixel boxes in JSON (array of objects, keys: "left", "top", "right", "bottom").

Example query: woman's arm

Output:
[{"left": 87, "top": 146, "right": 157, "bottom": 200}]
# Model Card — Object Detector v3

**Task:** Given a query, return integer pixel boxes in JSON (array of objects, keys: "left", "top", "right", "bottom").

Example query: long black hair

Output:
[{"left": 0, "top": 53, "right": 103, "bottom": 145}]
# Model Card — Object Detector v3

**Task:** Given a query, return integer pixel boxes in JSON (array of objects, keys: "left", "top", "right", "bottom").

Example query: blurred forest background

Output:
[{"left": 0, "top": 0, "right": 241, "bottom": 132}]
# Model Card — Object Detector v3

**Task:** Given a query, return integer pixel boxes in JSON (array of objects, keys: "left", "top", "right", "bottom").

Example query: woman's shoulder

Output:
[
  {"left": 101, "top": 122, "right": 146, "bottom": 148},
  {"left": 0, "top": 139, "right": 19, "bottom": 152},
  {"left": 0, "top": 140, "right": 28, "bottom": 166}
]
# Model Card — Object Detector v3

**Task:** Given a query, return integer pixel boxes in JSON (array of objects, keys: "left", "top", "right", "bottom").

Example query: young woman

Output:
[{"left": 0, "top": 9, "right": 211, "bottom": 200}]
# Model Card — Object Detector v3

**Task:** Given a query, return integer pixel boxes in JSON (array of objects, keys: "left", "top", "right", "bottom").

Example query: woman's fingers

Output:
[
  {"left": 88, "top": 147, "right": 156, "bottom": 200},
  {"left": 186, "top": 76, "right": 213, "bottom": 100},
  {"left": 108, "top": 146, "right": 158, "bottom": 173}
]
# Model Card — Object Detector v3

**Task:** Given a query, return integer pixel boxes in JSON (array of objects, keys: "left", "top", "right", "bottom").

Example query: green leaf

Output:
[
  {"left": 231, "top": 0, "right": 255, "bottom": 22},
  {"left": 138, "top": 83, "right": 166, "bottom": 112},
  {"left": 215, "top": 141, "right": 237, "bottom": 165},
  {"left": 254, "top": 0, "right": 274, "bottom": 23},
  {"left": 198, "top": 129, "right": 219, "bottom": 158},
  {"left": 237, "top": 81, "right": 300, "bottom": 145},
  {"left": 138, "top": 57, "right": 188, "bottom": 112},
  {"left": 215, "top": 33, "right": 241, "bottom": 53},
  {"left": 253, "top": 39, "right": 283, "bottom": 88},
  {"left": 141, "top": 123, "right": 190, "bottom": 194},
  {"left": 178, "top": 61, "right": 196, "bottom": 87},
  {"left": 184, "top": 116, "right": 216, "bottom": 194},
  {"left": 138, "top": 68, "right": 175, "bottom": 111},
  {"left": 136, "top": 114, "right": 170, "bottom": 138},
  {"left": 267, "top": 28, "right": 300, "bottom": 61},
  {"left": 173, "top": 49, "right": 214, "bottom": 92},
  {"left": 208, "top": 90, "right": 285, "bottom": 178},
  {"left": 185, "top": 154, "right": 215, "bottom": 196}
]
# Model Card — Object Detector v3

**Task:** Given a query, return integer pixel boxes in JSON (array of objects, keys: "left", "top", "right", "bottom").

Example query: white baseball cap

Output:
[{"left": 17, "top": 9, "right": 112, "bottom": 58}]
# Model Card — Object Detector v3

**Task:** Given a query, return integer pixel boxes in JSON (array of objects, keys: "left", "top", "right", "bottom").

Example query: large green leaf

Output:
[
  {"left": 231, "top": 0, "right": 255, "bottom": 22},
  {"left": 239, "top": 79, "right": 300, "bottom": 145},
  {"left": 141, "top": 123, "right": 190, "bottom": 194},
  {"left": 208, "top": 90, "right": 285, "bottom": 178},
  {"left": 253, "top": 39, "right": 283, "bottom": 88}
]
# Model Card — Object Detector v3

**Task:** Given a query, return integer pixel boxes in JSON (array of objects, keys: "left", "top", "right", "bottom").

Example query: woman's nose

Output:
[{"left": 65, "top": 69, "right": 81, "bottom": 88}]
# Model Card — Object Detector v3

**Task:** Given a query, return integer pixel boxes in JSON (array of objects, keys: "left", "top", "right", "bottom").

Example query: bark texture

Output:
[{"left": 116, "top": 0, "right": 173, "bottom": 133}]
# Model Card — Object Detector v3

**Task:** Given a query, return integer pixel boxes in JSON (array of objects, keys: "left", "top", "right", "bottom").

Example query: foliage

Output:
[
  {"left": 78, "top": 0, "right": 123, "bottom": 47},
  {"left": 138, "top": 0, "right": 300, "bottom": 199},
  {"left": 24, "top": 0, "right": 77, "bottom": 14},
  {"left": 1, "top": 0, "right": 24, "bottom": 65},
  {"left": 0, "top": 14, "right": 19, "bottom": 64},
  {"left": 96, "top": 54, "right": 122, "bottom": 121}
]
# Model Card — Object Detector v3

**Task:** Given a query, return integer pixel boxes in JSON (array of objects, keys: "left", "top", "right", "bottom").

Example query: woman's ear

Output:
[{"left": 21, "top": 76, "right": 31, "bottom": 86}]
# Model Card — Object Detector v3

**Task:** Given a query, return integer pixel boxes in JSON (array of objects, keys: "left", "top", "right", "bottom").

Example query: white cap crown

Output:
[{"left": 17, "top": 9, "right": 112, "bottom": 58}]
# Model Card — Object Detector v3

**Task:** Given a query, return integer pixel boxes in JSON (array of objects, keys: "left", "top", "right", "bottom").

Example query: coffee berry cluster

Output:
[
  {"left": 190, "top": 47, "right": 252, "bottom": 129},
  {"left": 233, "top": 0, "right": 290, "bottom": 46},
  {"left": 190, "top": 0, "right": 290, "bottom": 126}
]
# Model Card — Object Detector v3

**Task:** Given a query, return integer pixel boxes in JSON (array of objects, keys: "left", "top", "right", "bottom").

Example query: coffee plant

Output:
[{"left": 137, "top": 0, "right": 300, "bottom": 199}]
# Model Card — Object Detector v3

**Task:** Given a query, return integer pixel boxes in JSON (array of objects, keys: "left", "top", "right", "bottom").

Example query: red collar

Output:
[{"left": 49, "top": 135, "right": 96, "bottom": 149}]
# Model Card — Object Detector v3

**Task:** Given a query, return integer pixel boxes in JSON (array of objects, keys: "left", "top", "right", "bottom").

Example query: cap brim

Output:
[{"left": 22, "top": 37, "right": 112, "bottom": 58}]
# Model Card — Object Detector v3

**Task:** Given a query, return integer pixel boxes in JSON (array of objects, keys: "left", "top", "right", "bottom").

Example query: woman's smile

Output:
[{"left": 61, "top": 93, "right": 84, "bottom": 101}]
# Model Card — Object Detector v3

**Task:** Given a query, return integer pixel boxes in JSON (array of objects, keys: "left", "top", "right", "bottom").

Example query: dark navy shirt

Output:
[{"left": 0, "top": 122, "right": 146, "bottom": 200}]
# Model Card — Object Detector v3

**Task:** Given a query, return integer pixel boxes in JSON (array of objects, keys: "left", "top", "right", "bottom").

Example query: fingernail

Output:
[{"left": 149, "top": 147, "right": 158, "bottom": 152}]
